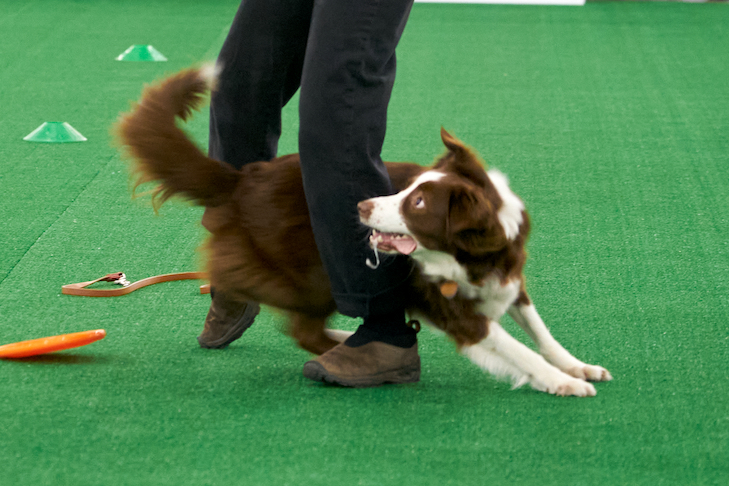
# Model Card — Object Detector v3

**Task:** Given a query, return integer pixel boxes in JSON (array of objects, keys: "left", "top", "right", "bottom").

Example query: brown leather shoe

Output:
[
  {"left": 302, "top": 341, "right": 420, "bottom": 387},
  {"left": 197, "top": 292, "right": 261, "bottom": 349}
]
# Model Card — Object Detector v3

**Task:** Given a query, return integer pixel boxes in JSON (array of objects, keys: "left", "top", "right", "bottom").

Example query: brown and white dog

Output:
[{"left": 116, "top": 66, "right": 611, "bottom": 396}]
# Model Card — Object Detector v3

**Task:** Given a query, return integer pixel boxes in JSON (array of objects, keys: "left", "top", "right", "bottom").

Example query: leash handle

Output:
[{"left": 62, "top": 272, "right": 210, "bottom": 297}]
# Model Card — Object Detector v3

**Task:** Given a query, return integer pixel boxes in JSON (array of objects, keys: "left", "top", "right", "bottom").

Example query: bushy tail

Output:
[{"left": 115, "top": 65, "right": 239, "bottom": 208}]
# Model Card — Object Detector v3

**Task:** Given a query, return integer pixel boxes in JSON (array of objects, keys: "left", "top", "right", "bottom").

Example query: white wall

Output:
[{"left": 415, "top": 0, "right": 585, "bottom": 6}]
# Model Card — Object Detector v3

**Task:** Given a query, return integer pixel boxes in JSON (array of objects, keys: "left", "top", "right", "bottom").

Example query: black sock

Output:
[{"left": 344, "top": 309, "right": 417, "bottom": 348}]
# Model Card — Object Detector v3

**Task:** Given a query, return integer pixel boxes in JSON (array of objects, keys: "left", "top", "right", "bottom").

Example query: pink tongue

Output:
[
  {"left": 381, "top": 234, "right": 417, "bottom": 255},
  {"left": 392, "top": 238, "right": 417, "bottom": 255}
]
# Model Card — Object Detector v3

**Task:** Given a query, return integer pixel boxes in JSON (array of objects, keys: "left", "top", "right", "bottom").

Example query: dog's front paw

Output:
[
  {"left": 544, "top": 350, "right": 613, "bottom": 382},
  {"left": 552, "top": 378, "right": 596, "bottom": 397},
  {"left": 532, "top": 371, "right": 596, "bottom": 397},
  {"left": 566, "top": 364, "right": 612, "bottom": 382}
]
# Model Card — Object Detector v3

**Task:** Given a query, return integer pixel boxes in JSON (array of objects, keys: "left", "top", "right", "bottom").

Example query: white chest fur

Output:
[
  {"left": 473, "top": 275, "right": 520, "bottom": 320},
  {"left": 413, "top": 250, "right": 520, "bottom": 321}
]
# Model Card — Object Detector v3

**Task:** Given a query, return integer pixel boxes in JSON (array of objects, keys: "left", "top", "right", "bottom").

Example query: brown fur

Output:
[
  {"left": 372, "top": 129, "right": 531, "bottom": 345},
  {"left": 408, "top": 130, "right": 530, "bottom": 286},
  {"left": 115, "top": 67, "right": 530, "bottom": 352}
]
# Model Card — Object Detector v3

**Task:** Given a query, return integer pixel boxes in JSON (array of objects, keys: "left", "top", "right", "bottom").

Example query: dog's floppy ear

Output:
[
  {"left": 447, "top": 185, "right": 506, "bottom": 255},
  {"left": 438, "top": 128, "right": 489, "bottom": 188}
]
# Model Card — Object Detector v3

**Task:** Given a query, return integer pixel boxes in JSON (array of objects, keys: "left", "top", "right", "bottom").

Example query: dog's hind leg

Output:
[
  {"left": 324, "top": 329, "right": 354, "bottom": 343},
  {"left": 507, "top": 302, "right": 612, "bottom": 382},
  {"left": 288, "top": 313, "right": 339, "bottom": 355}
]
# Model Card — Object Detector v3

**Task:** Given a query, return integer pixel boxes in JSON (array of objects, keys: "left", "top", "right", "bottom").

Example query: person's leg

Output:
[
  {"left": 298, "top": 0, "right": 418, "bottom": 385},
  {"left": 200, "top": 0, "right": 313, "bottom": 348},
  {"left": 209, "top": 0, "right": 313, "bottom": 168}
]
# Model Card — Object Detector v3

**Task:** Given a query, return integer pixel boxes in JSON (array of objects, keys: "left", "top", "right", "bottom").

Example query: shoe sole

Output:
[
  {"left": 197, "top": 302, "right": 261, "bottom": 349},
  {"left": 302, "top": 361, "right": 420, "bottom": 388}
]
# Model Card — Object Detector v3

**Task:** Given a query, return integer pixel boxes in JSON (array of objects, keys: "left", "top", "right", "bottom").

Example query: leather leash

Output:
[{"left": 62, "top": 272, "right": 211, "bottom": 297}]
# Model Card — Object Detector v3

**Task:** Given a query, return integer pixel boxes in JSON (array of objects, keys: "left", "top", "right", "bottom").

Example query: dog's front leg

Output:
[
  {"left": 461, "top": 321, "right": 596, "bottom": 397},
  {"left": 507, "top": 303, "right": 612, "bottom": 382}
]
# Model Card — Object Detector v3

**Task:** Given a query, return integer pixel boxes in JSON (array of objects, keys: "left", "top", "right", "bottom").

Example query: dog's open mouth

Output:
[{"left": 369, "top": 230, "right": 418, "bottom": 255}]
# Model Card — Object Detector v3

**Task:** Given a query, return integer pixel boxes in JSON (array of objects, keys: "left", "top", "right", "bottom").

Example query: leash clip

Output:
[{"left": 106, "top": 273, "right": 131, "bottom": 287}]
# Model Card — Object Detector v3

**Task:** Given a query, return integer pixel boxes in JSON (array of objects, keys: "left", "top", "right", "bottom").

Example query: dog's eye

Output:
[{"left": 414, "top": 196, "right": 425, "bottom": 209}]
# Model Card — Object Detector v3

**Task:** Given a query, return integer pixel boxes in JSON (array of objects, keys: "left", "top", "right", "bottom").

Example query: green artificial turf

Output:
[{"left": 1, "top": 1, "right": 728, "bottom": 485}]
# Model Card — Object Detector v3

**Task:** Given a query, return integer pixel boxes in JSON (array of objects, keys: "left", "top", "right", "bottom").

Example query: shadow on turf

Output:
[{"left": 1, "top": 353, "right": 113, "bottom": 365}]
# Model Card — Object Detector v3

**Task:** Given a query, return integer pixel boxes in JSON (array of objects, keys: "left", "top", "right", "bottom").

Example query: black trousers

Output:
[{"left": 209, "top": 0, "right": 415, "bottom": 319}]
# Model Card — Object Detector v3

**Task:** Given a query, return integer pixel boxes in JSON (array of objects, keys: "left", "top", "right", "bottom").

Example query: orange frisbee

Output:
[{"left": 0, "top": 329, "right": 106, "bottom": 359}]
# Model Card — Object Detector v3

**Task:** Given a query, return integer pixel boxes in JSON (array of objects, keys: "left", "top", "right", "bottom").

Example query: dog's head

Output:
[{"left": 359, "top": 129, "right": 525, "bottom": 268}]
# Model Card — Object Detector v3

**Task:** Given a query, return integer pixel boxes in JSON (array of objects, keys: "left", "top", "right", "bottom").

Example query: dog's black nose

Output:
[{"left": 358, "top": 200, "right": 374, "bottom": 220}]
